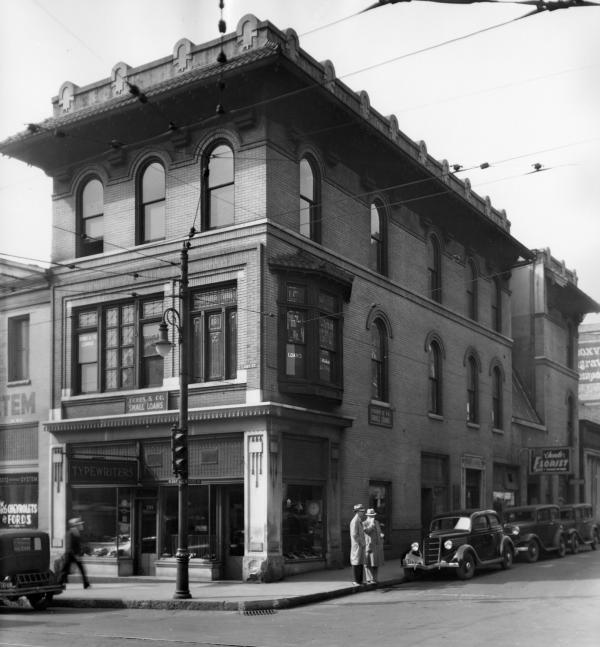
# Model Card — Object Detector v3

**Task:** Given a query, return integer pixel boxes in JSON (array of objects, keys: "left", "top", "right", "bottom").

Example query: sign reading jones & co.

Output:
[
  {"left": 69, "top": 458, "right": 139, "bottom": 485},
  {"left": 529, "top": 447, "right": 571, "bottom": 474},
  {"left": 125, "top": 392, "right": 167, "bottom": 413}
]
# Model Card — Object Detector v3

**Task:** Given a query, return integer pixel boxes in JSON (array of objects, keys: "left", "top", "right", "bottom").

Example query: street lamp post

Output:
[{"left": 155, "top": 237, "right": 192, "bottom": 600}]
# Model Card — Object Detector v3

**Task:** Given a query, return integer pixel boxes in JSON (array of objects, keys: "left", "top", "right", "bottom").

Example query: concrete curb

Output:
[{"left": 52, "top": 577, "right": 406, "bottom": 612}]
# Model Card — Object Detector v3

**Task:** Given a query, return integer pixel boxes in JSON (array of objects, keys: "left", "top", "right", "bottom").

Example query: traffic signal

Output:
[{"left": 171, "top": 425, "right": 188, "bottom": 478}]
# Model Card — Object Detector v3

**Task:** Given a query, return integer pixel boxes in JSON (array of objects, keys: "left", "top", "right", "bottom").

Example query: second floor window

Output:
[
  {"left": 467, "top": 355, "right": 479, "bottom": 424},
  {"left": 371, "top": 320, "right": 387, "bottom": 401},
  {"left": 492, "top": 366, "right": 503, "bottom": 429},
  {"left": 428, "top": 340, "right": 442, "bottom": 415},
  {"left": 78, "top": 178, "right": 104, "bottom": 257},
  {"left": 8, "top": 315, "right": 29, "bottom": 381},
  {"left": 74, "top": 297, "right": 163, "bottom": 394},
  {"left": 139, "top": 161, "right": 166, "bottom": 243},
  {"left": 280, "top": 279, "right": 342, "bottom": 396},
  {"left": 299, "top": 157, "right": 320, "bottom": 242},
  {"left": 191, "top": 284, "right": 237, "bottom": 382},
  {"left": 204, "top": 143, "right": 234, "bottom": 229}
]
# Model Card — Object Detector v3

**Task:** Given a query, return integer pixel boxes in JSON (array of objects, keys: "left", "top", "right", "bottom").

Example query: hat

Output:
[
  {"left": 68, "top": 517, "right": 84, "bottom": 527},
  {"left": 353, "top": 504, "right": 365, "bottom": 512},
  {"left": 365, "top": 508, "right": 377, "bottom": 517}
]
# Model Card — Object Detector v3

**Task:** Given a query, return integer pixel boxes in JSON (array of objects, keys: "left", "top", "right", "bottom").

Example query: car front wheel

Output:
[
  {"left": 27, "top": 593, "right": 52, "bottom": 611},
  {"left": 501, "top": 545, "right": 514, "bottom": 570},
  {"left": 525, "top": 539, "right": 540, "bottom": 563},
  {"left": 570, "top": 535, "right": 580, "bottom": 554},
  {"left": 456, "top": 553, "right": 476, "bottom": 580}
]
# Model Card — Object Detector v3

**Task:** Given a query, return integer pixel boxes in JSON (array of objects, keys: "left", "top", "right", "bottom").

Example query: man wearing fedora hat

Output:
[
  {"left": 59, "top": 517, "right": 91, "bottom": 589},
  {"left": 349, "top": 504, "right": 366, "bottom": 585},
  {"left": 363, "top": 508, "right": 384, "bottom": 584}
]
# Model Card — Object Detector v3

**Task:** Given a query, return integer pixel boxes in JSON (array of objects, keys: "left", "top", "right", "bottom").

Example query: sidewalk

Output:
[{"left": 53, "top": 559, "right": 406, "bottom": 612}]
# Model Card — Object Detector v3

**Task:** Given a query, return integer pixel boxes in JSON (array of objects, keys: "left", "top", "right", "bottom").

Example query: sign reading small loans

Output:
[
  {"left": 125, "top": 392, "right": 167, "bottom": 413},
  {"left": 529, "top": 447, "right": 571, "bottom": 474}
]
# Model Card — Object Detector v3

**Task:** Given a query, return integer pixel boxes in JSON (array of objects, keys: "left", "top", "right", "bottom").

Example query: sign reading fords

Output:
[{"left": 529, "top": 447, "right": 571, "bottom": 474}]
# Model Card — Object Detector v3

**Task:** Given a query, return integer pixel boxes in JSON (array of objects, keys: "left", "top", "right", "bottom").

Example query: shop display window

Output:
[
  {"left": 161, "top": 485, "right": 217, "bottom": 560},
  {"left": 282, "top": 483, "right": 324, "bottom": 560},
  {"left": 71, "top": 488, "right": 131, "bottom": 558}
]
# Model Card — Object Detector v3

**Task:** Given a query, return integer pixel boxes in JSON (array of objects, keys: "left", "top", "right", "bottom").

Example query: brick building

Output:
[
  {"left": 0, "top": 15, "right": 597, "bottom": 581},
  {"left": 0, "top": 259, "right": 51, "bottom": 534}
]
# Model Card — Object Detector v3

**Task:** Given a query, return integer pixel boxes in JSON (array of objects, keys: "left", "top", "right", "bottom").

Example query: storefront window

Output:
[
  {"left": 161, "top": 485, "right": 216, "bottom": 560},
  {"left": 71, "top": 488, "right": 131, "bottom": 558},
  {"left": 282, "top": 484, "right": 324, "bottom": 560},
  {"left": 0, "top": 473, "right": 38, "bottom": 529}
]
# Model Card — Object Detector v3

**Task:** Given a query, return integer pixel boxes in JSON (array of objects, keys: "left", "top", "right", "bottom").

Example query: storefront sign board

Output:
[
  {"left": 125, "top": 392, "right": 167, "bottom": 413},
  {"left": 529, "top": 447, "right": 571, "bottom": 474}
]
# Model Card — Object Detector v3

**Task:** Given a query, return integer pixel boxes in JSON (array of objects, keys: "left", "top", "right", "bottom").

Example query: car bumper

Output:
[
  {"left": 0, "top": 583, "right": 64, "bottom": 599},
  {"left": 403, "top": 556, "right": 459, "bottom": 570}
]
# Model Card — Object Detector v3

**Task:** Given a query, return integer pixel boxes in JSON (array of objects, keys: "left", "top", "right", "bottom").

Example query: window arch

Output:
[
  {"left": 78, "top": 177, "right": 104, "bottom": 257},
  {"left": 299, "top": 156, "right": 320, "bottom": 242},
  {"left": 138, "top": 160, "right": 166, "bottom": 243},
  {"left": 371, "top": 319, "right": 388, "bottom": 401},
  {"left": 428, "top": 339, "right": 443, "bottom": 415},
  {"left": 427, "top": 234, "right": 442, "bottom": 303},
  {"left": 466, "top": 352, "right": 480, "bottom": 424},
  {"left": 370, "top": 201, "right": 386, "bottom": 275},
  {"left": 492, "top": 365, "right": 503, "bottom": 429},
  {"left": 203, "top": 142, "right": 234, "bottom": 229},
  {"left": 466, "top": 258, "right": 478, "bottom": 320},
  {"left": 491, "top": 277, "right": 502, "bottom": 333}
]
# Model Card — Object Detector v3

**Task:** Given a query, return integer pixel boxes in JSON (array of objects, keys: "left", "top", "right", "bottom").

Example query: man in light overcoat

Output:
[{"left": 349, "top": 503, "right": 366, "bottom": 584}]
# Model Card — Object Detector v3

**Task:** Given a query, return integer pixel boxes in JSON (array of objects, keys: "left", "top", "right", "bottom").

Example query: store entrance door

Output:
[
  {"left": 135, "top": 492, "right": 157, "bottom": 575},
  {"left": 222, "top": 484, "right": 244, "bottom": 580}
]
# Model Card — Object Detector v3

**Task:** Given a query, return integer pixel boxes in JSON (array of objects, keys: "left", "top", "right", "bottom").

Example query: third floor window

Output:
[
  {"left": 139, "top": 161, "right": 166, "bottom": 243},
  {"left": 78, "top": 178, "right": 104, "bottom": 257},
  {"left": 204, "top": 143, "right": 234, "bottom": 229}
]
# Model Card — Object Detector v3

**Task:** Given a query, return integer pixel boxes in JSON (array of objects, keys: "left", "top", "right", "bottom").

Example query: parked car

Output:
[
  {"left": 403, "top": 509, "right": 514, "bottom": 581},
  {"left": 0, "top": 529, "right": 64, "bottom": 610},
  {"left": 559, "top": 503, "right": 599, "bottom": 553},
  {"left": 503, "top": 504, "right": 567, "bottom": 562}
]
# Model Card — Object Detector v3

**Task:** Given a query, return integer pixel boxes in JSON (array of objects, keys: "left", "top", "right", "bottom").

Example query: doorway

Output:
[
  {"left": 135, "top": 492, "right": 157, "bottom": 575},
  {"left": 222, "top": 484, "right": 244, "bottom": 580}
]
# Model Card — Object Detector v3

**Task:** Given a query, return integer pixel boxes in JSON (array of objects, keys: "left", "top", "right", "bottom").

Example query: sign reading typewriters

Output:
[
  {"left": 125, "top": 392, "right": 167, "bottom": 413},
  {"left": 529, "top": 447, "right": 572, "bottom": 474},
  {"left": 69, "top": 458, "right": 139, "bottom": 485}
]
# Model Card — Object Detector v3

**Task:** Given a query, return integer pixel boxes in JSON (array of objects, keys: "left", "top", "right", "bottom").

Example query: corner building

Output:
[{"left": 1, "top": 16, "right": 594, "bottom": 581}]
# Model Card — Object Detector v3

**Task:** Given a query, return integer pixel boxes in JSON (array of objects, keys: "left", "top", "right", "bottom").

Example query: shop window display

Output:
[
  {"left": 161, "top": 485, "right": 217, "bottom": 560},
  {"left": 71, "top": 488, "right": 131, "bottom": 558},
  {"left": 282, "top": 484, "right": 324, "bottom": 560}
]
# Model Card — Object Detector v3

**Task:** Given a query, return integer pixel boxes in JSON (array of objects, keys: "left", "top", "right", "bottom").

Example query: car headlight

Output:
[
  {"left": 443, "top": 539, "right": 453, "bottom": 550},
  {"left": 410, "top": 542, "right": 419, "bottom": 552},
  {"left": 511, "top": 526, "right": 520, "bottom": 536}
]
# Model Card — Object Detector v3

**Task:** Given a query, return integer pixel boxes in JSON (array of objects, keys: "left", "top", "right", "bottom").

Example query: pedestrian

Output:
[
  {"left": 363, "top": 508, "right": 385, "bottom": 584},
  {"left": 349, "top": 503, "right": 366, "bottom": 585},
  {"left": 60, "top": 517, "right": 91, "bottom": 589}
]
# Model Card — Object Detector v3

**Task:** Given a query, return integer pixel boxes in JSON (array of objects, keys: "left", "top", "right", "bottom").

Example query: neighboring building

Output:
[
  {"left": 0, "top": 259, "right": 51, "bottom": 534},
  {"left": 0, "top": 16, "right": 596, "bottom": 582},
  {"left": 511, "top": 249, "right": 599, "bottom": 506},
  {"left": 579, "top": 322, "right": 600, "bottom": 406}
]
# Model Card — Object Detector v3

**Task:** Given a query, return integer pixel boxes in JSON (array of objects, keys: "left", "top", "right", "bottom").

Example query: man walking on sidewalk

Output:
[
  {"left": 60, "top": 517, "right": 91, "bottom": 589},
  {"left": 349, "top": 504, "right": 366, "bottom": 585}
]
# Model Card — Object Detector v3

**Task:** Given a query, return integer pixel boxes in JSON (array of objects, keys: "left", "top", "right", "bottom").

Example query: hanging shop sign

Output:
[
  {"left": 0, "top": 473, "right": 38, "bottom": 528},
  {"left": 368, "top": 404, "right": 393, "bottom": 427},
  {"left": 125, "top": 392, "right": 167, "bottom": 413},
  {"left": 69, "top": 458, "right": 139, "bottom": 485},
  {"left": 529, "top": 447, "right": 572, "bottom": 474}
]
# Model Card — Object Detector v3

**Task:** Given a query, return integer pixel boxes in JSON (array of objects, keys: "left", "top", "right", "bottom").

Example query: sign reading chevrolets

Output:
[{"left": 529, "top": 447, "right": 571, "bottom": 474}]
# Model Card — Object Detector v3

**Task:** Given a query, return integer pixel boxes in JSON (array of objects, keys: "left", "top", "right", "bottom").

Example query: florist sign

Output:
[{"left": 529, "top": 447, "right": 571, "bottom": 474}]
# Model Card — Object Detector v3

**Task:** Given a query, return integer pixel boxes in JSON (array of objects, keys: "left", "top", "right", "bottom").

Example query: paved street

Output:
[{"left": 2, "top": 549, "right": 599, "bottom": 647}]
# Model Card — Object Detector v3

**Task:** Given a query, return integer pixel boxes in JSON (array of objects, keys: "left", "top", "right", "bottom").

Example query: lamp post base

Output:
[{"left": 173, "top": 550, "right": 191, "bottom": 599}]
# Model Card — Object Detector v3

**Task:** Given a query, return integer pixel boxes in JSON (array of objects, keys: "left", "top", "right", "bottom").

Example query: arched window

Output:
[
  {"left": 299, "top": 157, "right": 320, "bottom": 242},
  {"left": 139, "top": 161, "right": 165, "bottom": 243},
  {"left": 78, "top": 178, "right": 104, "bottom": 257},
  {"left": 491, "top": 277, "right": 502, "bottom": 333},
  {"left": 467, "top": 355, "right": 479, "bottom": 423},
  {"left": 428, "top": 340, "right": 442, "bottom": 415},
  {"left": 370, "top": 202, "right": 386, "bottom": 275},
  {"left": 427, "top": 234, "right": 442, "bottom": 303},
  {"left": 492, "top": 366, "right": 503, "bottom": 429},
  {"left": 204, "top": 143, "right": 234, "bottom": 229},
  {"left": 466, "top": 258, "right": 478, "bottom": 320},
  {"left": 371, "top": 319, "right": 387, "bottom": 401}
]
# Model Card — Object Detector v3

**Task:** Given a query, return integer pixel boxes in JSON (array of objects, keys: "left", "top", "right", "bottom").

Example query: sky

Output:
[{"left": 1, "top": 0, "right": 599, "bottom": 323}]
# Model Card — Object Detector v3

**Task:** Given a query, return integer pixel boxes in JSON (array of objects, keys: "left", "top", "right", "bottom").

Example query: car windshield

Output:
[
  {"left": 505, "top": 510, "right": 534, "bottom": 523},
  {"left": 430, "top": 516, "right": 471, "bottom": 532}
]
